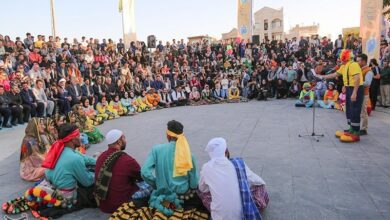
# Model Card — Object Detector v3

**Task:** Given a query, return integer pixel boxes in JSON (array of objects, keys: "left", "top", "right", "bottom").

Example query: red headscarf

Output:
[{"left": 42, "top": 129, "right": 80, "bottom": 169}]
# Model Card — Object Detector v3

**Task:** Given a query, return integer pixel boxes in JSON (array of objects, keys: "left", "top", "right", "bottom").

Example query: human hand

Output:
[{"left": 351, "top": 92, "right": 357, "bottom": 102}]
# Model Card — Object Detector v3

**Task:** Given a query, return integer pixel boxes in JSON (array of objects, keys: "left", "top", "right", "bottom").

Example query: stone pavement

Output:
[{"left": 0, "top": 100, "right": 390, "bottom": 220}]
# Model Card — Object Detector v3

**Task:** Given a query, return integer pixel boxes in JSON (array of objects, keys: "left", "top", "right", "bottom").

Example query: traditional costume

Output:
[
  {"left": 111, "top": 121, "right": 208, "bottom": 220},
  {"left": 109, "top": 96, "right": 127, "bottom": 116},
  {"left": 198, "top": 138, "right": 266, "bottom": 220},
  {"left": 95, "top": 129, "right": 142, "bottom": 213},
  {"left": 121, "top": 92, "right": 137, "bottom": 115},
  {"left": 72, "top": 105, "right": 104, "bottom": 144},
  {"left": 19, "top": 118, "right": 47, "bottom": 182},
  {"left": 96, "top": 98, "right": 118, "bottom": 120},
  {"left": 146, "top": 89, "right": 161, "bottom": 108},
  {"left": 334, "top": 50, "right": 364, "bottom": 142}
]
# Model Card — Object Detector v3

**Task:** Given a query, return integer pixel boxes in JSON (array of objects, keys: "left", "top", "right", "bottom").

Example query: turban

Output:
[
  {"left": 42, "top": 129, "right": 80, "bottom": 169},
  {"left": 166, "top": 129, "right": 193, "bottom": 177},
  {"left": 205, "top": 137, "right": 227, "bottom": 160}
]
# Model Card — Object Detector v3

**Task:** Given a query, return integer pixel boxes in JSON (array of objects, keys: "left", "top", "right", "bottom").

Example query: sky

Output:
[{"left": 0, "top": 0, "right": 361, "bottom": 43}]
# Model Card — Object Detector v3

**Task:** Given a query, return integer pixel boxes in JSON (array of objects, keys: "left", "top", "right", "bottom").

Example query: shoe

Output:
[
  {"left": 335, "top": 129, "right": 349, "bottom": 138},
  {"left": 359, "top": 130, "right": 368, "bottom": 136},
  {"left": 340, "top": 133, "right": 360, "bottom": 142},
  {"left": 2, "top": 124, "right": 12, "bottom": 128},
  {"left": 11, "top": 122, "right": 18, "bottom": 126}
]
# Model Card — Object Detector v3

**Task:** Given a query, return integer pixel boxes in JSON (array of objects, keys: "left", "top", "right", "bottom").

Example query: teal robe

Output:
[
  {"left": 45, "top": 147, "right": 96, "bottom": 189},
  {"left": 141, "top": 141, "right": 199, "bottom": 194}
]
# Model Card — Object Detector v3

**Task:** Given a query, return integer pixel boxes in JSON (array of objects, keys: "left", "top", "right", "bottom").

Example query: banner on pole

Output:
[
  {"left": 237, "top": 0, "right": 253, "bottom": 42},
  {"left": 360, "top": 0, "right": 383, "bottom": 61},
  {"left": 119, "top": 0, "right": 137, "bottom": 49}
]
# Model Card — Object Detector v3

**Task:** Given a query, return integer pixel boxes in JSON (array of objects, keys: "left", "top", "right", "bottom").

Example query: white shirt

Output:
[
  {"left": 221, "top": 79, "right": 229, "bottom": 90},
  {"left": 198, "top": 158, "right": 265, "bottom": 220}
]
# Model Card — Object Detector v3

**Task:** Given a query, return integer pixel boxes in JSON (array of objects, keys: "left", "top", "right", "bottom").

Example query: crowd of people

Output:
[
  {"left": 0, "top": 32, "right": 389, "bottom": 130},
  {"left": 1, "top": 31, "right": 390, "bottom": 218}
]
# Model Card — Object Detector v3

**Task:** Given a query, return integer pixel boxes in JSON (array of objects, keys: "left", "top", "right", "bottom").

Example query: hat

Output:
[
  {"left": 106, "top": 129, "right": 123, "bottom": 145},
  {"left": 58, "top": 78, "right": 66, "bottom": 83}
]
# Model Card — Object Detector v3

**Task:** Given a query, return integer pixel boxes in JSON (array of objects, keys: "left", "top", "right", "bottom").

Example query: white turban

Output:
[
  {"left": 106, "top": 129, "right": 123, "bottom": 145},
  {"left": 205, "top": 137, "right": 227, "bottom": 160}
]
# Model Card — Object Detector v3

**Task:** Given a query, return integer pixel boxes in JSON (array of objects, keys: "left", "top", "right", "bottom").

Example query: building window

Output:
[
  {"left": 264, "top": 19, "right": 268, "bottom": 31},
  {"left": 271, "top": 19, "right": 282, "bottom": 29}
]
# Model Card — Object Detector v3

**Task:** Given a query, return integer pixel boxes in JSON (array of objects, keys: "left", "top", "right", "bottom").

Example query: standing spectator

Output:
[
  {"left": 369, "top": 59, "right": 381, "bottom": 110},
  {"left": 380, "top": 59, "right": 390, "bottom": 108}
]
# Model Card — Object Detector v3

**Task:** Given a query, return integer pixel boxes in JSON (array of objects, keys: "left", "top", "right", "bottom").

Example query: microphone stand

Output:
[{"left": 298, "top": 75, "right": 325, "bottom": 142}]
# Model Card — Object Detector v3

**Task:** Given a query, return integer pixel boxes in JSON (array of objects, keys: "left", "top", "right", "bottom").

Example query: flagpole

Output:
[
  {"left": 121, "top": 6, "right": 126, "bottom": 50},
  {"left": 50, "top": 0, "right": 57, "bottom": 38}
]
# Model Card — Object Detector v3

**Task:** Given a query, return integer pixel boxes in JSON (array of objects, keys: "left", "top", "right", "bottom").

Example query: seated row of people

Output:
[{"left": 9, "top": 120, "right": 268, "bottom": 220}]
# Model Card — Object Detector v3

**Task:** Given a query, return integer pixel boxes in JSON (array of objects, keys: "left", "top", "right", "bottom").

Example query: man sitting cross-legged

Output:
[
  {"left": 95, "top": 129, "right": 142, "bottom": 213},
  {"left": 198, "top": 137, "right": 269, "bottom": 220}
]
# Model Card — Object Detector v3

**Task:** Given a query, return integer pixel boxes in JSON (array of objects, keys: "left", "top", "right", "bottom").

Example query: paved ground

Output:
[{"left": 1, "top": 100, "right": 390, "bottom": 220}]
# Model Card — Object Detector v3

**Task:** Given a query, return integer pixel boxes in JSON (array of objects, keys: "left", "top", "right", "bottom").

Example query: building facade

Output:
[
  {"left": 253, "top": 7, "right": 284, "bottom": 42},
  {"left": 285, "top": 24, "right": 320, "bottom": 40}
]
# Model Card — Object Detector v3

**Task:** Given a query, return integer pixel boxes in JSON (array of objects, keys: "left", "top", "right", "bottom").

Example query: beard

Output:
[{"left": 120, "top": 143, "right": 126, "bottom": 150}]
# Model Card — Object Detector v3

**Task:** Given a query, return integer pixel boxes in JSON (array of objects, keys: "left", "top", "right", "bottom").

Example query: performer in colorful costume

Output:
[
  {"left": 72, "top": 104, "right": 104, "bottom": 144},
  {"left": 317, "top": 82, "right": 339, "bottom": 109},
  {"left": 319, "top": 49, "right": 364, "bottom": 142},
  {"left": 295, "top": 83, "right": 314, "bottom": 108},
  {"left": 110, "top": 120, "right": 208, "bottom": 220}
]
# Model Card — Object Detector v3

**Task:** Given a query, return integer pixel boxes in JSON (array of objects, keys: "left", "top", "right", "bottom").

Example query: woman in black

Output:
[{"left": 369, "top": 59, "right": 380, "bottom": 110}]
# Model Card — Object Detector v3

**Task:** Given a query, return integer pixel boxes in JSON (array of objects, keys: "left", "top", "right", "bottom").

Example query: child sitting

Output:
[
  {"left": 317, "top": 82, "right": 339, "bottom": 109},
  {"left": 295, "top": 82, "right": 314, "bottom": 108}
]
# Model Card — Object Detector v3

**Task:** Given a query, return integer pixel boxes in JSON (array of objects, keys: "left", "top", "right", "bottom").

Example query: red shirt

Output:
[{"left": 95, "top": 148, "right": 141, "bottom": 213}]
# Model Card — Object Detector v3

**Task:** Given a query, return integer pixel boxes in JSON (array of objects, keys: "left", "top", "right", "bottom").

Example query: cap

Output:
[
  {"left": 58, "top": 78, "right": 66, "bottom": 83},
  {"left": 106, "top": 129, "right": 123, "bottom": 145}
]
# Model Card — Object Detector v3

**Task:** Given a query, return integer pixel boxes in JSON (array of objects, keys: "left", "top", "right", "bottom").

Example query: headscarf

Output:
[
  {"left": 205, "top": 137, "right": 227, "bottom": 165},
  {"left": 166, "top": 129, "right": 193, "bottom": 177},
  {"left": 72, "top": 104, "right": 87, "bottom": 130},
  {"left": 41, "top": 128, "right": 80, "bottom": 169},
  {"left": 20, "top": 118, "right": 45, "bottom": 161},
  {"left": 42, "top": 117, "right": 57, "bottom": 144}
]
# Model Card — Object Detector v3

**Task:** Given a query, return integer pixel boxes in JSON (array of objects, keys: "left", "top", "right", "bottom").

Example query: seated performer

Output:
[
  {"left": 198, "top": 138, "right": 267, "bottom": 220},
  {"left": 317, "top": 82, "right": 339, "bottom": 109},
  {"left": 95, "top": 129, "right": 142, "bottom": 213},
  {"left": 120, "top": 91, "right": 137, "bottom": 115},
  {"left": 20, "top": 118, "right": 47, "bottom": 182},
  {"left": 111, "top": 120, "right": 208, "bottom": 220},
  {"left": 35, "top": 123, "right": 96, "bottom": 218},
  {"left": 72, "top": 104, "right": 104, "bottom": 144},
  {"left": 96, "top": 96, "right": 118, "bottom": 120},
  {"left": 145, "top": 87, "right": 161, "bottom": 108},
  {"left": 228, "top": 81, "right": 240, "bottom": 102},
  {"left": 109, "top": 94, "right": 127, "bottom": 116},
  {"left": 295, "top": 83, "right": 314, "bottom": 108}
]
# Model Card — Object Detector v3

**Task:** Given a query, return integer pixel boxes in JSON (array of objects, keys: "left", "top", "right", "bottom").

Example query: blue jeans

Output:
[{"left": 221, "top": 89, "right": 228, "bottom": 99}]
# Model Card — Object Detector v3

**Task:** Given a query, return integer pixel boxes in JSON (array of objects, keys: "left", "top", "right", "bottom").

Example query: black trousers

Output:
[
  {"left": 10, "top": 106, "right": 23, "bottom": 124},
  {"left": 0, "top": 107, "right": 11, "bottom": 126},
  {"left": 370, "top": 81, "right": 380, "bottom": 110},
  {"left": 21, "top": 104, "right": 32, "bottom": 122}
]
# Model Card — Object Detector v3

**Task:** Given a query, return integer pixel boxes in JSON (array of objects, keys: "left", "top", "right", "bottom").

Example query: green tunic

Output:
[{"left": 141, "top": 141, "right": 199, "bottom": 194}]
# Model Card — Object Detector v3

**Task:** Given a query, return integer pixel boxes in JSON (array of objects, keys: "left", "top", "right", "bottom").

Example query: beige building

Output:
[
  {"left": 253, "top": 7, "right": 284, "bottom": 42},
  {"left": 286, "top": 24, "right": 320, "bottom": 39},
  {"left": 221, "top": 28, "right": 239, "bottom": 42}
]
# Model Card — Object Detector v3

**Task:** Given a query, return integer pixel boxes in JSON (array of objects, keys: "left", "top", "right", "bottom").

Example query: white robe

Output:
[{"left": 198, "top": 157, "right": 265, "bottom": 220}]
